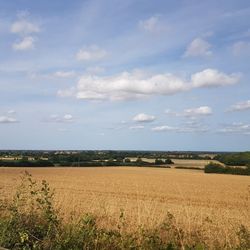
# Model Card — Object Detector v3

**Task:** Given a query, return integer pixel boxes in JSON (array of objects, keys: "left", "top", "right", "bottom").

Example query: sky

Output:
[{"left": 0, "top": 0, "right": 250, "bottom": 151}]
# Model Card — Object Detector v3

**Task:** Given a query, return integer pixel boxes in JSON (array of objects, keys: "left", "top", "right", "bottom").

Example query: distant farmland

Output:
[{"left": 0, "top": 166, "right": 249, "bottom": 249}]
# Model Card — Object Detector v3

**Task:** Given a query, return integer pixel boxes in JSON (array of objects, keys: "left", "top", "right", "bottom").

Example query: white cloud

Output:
[
  {"left": 183, "top": 106, "right": 212, "bottom": 117},
  {"left": 129, "top": 125, "right": 145, "bottom": 130},
  {"left": 164, "top": 109, "right": 177, "bottom": 116},
  {"left": 12, "top": 36, "right": 35, "bottom": 50},
  {"left": 64, "top": 71, "right": 188, "bottom": 101},
  {"left": 76, "top": 45, "right": 107, "bottom": 61},
  {"left": 11, "top": 19, "right": 40, "bottom": 35},
  {"left": 191, "top": 69, "right": 240, "bottom": 88},
  {"left": 58, "top": 68, "right": 240, "bottom": 101},
  {"left": 232, "top": 41, "right": 250, "bottom": 56},
  {"left": 178, "top": 121, "right": 209, "bottom": 133},
  {"left": 7, "top": 110, "right": 16, "bottom": 115},
  {"left": 229, "top": 100, "right": 250, "bottom": 112},
  {"left": 45, "top": 114, "right": 74, "bottom": 123},
  {"left": 184, "top": 38, "right": 212, "bottom": 57},
  {"left": 133, "top": 113, "right": 155, "bottom": 123},
  {"left": 0, "top": 116, "right": 18, "bottom": 124},
  {"left": 152, "top": 121, "right": 209, "bottom": 133},
  {"left": 218, "top": 122, "right": 250, "bottom": 135},
  {"left": 138, "top": 15, "right": 165, "bottom": 33},
  {"left": 152, "top": 125, "right": 175, "bottom": 132},
  {"left": 54, "top": 71, "right": 76, "bottom": 78},
  {"left": 165, "top": 106, "right": 212, "bottom": 118}
]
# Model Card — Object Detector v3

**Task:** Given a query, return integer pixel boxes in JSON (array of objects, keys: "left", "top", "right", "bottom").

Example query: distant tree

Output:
[
  {"left": 124, "top": 158, "right": 131, "bottom": 163},
  {"left": 155, "top": 159, "right": 164, "bottom": 165},
  {"left": 136, "top": 157, "right": 143, "bottom": 163},
  {"left": 165, "top": 158, "right": 174, "bottom": 164}
]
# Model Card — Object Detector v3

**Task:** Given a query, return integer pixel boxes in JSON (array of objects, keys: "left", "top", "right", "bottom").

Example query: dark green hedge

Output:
[{"left": 204, "top": 162, "right": 250, "bottom": 176}]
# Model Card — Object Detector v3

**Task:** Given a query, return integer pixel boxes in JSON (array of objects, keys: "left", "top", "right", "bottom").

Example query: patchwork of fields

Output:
[{"left": 1, "top": 165, "right": 249, "bottom": 247}]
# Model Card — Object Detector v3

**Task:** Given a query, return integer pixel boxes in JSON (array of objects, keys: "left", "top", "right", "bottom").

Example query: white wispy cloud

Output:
[
  {"left": 129, "top": 125, "right": 145, "bottom": 130},
  {"left": 11, "top": 15, "right": 40, "bottom": 51},
  {"left": 58, "top": 68, "right": 240, "bottom": 102},
  {"left": 165, "top": 106, "right": 212, "bottom": 118},
  {"left": 177, "top": 121, "right": 209, "bottom": 133},
  {"left": 76, "top": 45, "right": 107, "bottom": 61},
  {"left": 228, "top": 100, "right": 250, "bottom": 111},
  {"left": 183, "top": 106, "right": 212, "bottom": 117},
  {"left": 138, "top": 15, "right": 166, "bottom": 33},
  {"left": 184, "top": 38, "right": 212, "bottom": 57},
  {"left": 133, "top": 113, "right": 155, "bottom": 123},
  {"left": 12, "top": 36, "right": 35, "bottom": 50},
  {"left": 232, "top": 41, "right": 250, "bottom": 56},
  {"left": 152, "top": 121, "right": 209, "bottom": 133},
  {"left": 7, "top": 110, "right": 16, "bottom": 115},
  {"left": 151, "top": 125, "right": 175, "bottom": 132},
  {"left": 45, "top": 114, "right": 74, "bottom": 123},
  {"left": 54, "top": 71, "right": 76, "bottom": 78},
  {"left": 218, "top": 122, "right": 250, "bottom": 135},
  {"left": 0, "top": 116, "right": 19, "bottom": 124},
  {"left": 11, "top": 19, "right": 40, "bottom": 35}
]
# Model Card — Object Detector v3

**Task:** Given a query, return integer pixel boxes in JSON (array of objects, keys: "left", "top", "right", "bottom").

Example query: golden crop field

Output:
[{"left": 0, "top": 166, "right": 249, "bottom": 248}]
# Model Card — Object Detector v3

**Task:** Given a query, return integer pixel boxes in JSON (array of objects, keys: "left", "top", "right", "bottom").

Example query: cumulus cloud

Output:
[
  {"left": 218, "top": 122, "right": 250, "bottom": 135},
  {"left": 228, "top": 100, "right": 250, "bottom": 112},
  {"left": 184, "top": 38, "right": 212, "bottom": 57},
  {"left": 232, "top": 41, "right": 250, "bottom": 56},
  {"left": 133, "top": 113, "right": 155, "bottom": 123},
  {"left": 58, "top": 68, "right": 240, "bottom": 101},
  {"left": 11, "top": 19, "right": 40, "bottom": 35},
  {"left": 0, "top": 116, "right": 18, "bottom": 124},
  {"left": 12, "top": 36, "right": 35, "bottom": 50},
  {"left": 76, "top": 45, "right": 107, "bottom": 61},
  {"left": 191, "top": 69, "right": 240, "bottom": 88},
  {"left": 183, "top": 106, "right": 212, "bottom": 117},
  {"left": 45, "top": 114, "right": 74, "bottom": 123},
  {"left": 54, "top": 71, "right": 76, "bottom": 78}
]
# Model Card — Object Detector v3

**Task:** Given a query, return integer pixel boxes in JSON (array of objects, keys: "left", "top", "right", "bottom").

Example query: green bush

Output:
[{"left": 204, "top": 162, "right": 250, "bottom": 176}]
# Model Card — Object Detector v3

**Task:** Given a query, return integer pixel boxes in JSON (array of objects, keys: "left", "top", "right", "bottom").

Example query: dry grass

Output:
[
  {"left": 0, "top": 166, "right": 249, "bottom": 247},
  {"left": 172, "top": 159, "right": 221, "bottom": 169}
]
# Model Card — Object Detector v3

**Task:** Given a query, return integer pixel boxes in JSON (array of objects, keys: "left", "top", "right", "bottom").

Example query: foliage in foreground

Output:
[{"left": 0, "top": 172, "right": 249, "bottom": 250}]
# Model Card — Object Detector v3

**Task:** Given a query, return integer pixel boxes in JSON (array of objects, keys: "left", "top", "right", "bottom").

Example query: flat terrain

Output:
[{"left": 1, "top": 167, "right": 249, "bottom": 237}]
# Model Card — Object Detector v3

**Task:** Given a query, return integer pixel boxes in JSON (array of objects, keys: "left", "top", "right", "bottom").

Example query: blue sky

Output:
[{"left": 0, "top": 0, "right": 250, "bottom": 151}]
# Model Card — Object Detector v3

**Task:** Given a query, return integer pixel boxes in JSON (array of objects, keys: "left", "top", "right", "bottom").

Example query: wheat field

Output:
[{"left": 0, "top": 166, "right": 249, "bottom": 247}]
